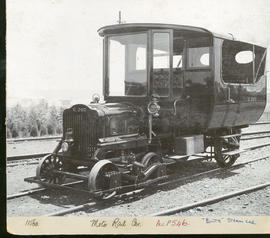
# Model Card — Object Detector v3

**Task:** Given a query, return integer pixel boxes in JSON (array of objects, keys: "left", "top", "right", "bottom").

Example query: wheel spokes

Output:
[{"left": 37, "top": 155, "right": 64, "bottom": 184}]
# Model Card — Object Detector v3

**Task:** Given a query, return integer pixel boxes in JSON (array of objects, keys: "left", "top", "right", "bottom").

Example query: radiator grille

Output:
[{"left": 63, "top": 108, "right": 98, "bottom": 158}]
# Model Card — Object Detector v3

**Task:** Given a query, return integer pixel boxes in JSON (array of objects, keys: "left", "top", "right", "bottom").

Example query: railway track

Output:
[
  {"left": 7, "top": 138, "right": 270, "bottom": 165},
  {"left": 7, "top": 129, "right": 270, "bottom": 216},
  {"left": 8, "top": 154, "right": 270, "bottom": 216},
  {"left": 45, "top": 155, "right": 270, "bottom": 216},
  {"left": 149, "top": 182, "right": 270, "bottom": 216},
  {"left": 7, "top": 180, "right": 84, "bottom": 200},
  {"left": 7, "top": 153, "right": 50, "bottom": 163}
]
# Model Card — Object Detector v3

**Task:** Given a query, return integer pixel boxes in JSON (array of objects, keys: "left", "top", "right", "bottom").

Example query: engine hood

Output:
[
  {"left": 64, "top": 102, "right": 144, "bottom": 139},
  {"left": 66, "top": 102, "right": 142, "bottom": 118},
  {"left": 87, "top": 102, "right": 140, "bottom": 117}
]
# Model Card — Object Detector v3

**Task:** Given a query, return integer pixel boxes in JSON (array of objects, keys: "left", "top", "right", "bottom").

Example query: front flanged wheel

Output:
[
  {"left": 36, "top": 154, "right": 65, "bottom": 184},
  {"left": 88, "top": 160, "right": 120, "bottom": 199}
]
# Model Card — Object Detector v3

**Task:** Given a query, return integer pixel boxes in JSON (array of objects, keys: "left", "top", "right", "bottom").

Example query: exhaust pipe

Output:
[{"left": 143, "top": 164, "right": 160, "bottom": 180}]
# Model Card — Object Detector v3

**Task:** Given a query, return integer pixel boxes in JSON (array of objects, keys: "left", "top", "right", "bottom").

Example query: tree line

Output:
[
  {"left": 6, "top": 98, "right": 270, "bottom": 139},
  {"left": 6, "top": 99, "right": 69, "bottom": 138}
]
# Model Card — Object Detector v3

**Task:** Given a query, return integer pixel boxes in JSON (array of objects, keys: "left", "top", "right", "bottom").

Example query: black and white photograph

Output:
[{"left": 6, "top": 0, "right": 270, "bottom": 234}]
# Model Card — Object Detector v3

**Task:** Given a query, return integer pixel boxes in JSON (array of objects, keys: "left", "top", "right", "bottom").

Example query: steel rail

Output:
[
  {"left": 149, "top": 182, "right": 270, "bottom": 216},
  {"left": 46, "top": 188, "right": 145, "bottom": 216},
  {"left": 46, "top": 202, "right": 96, "bottom": 217},
  {"left": 253, "top": 121, "right": 270, "bottom": 125},
  {"left": 241, "top": 135, "right": 270, "bottom": 140},
  {"left": 7, "top": 136, "right": 62, "bottom": 143},
  {"left": 39, "top": 155, "right": 270, "bottom": 217},
  {"left": 7, "top": 160, "right": 40, "bottom": 167},
  {"left": 7, "top": 153, "right": 50, "bottom": 161},
  {"left": 7, "top": 180, "right": 84, "bottom": 200},
  {"left": 231, "top": 141, "right": 270, "bottom": 155},
  {"left": 7, "top": 187, "right": 46, "bottom": 200},
  {"left": 242, "top": 130, "right": 270, "bottom": 136},
  {"left": 158, "top": 155, "right": 270, "bottom": 187}
]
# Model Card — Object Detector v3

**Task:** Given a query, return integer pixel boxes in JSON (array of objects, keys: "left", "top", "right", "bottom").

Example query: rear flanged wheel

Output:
[
  {"left": 88, "top": 160, "right": 120, "bottom": 199},
  {"left": 36, "top": 154, "right": 65, "bottom": 184},
  {"left": 214, "top": 132, "right": 240, "bottom": 168}
]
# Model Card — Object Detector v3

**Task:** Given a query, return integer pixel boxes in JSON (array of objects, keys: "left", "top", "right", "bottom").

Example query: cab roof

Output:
[
  {"left": 98, "top": 23, "right": 266, "bottom": 47},
  {"left": 98, "top": 23, "right": 225, "bottom": 38}
]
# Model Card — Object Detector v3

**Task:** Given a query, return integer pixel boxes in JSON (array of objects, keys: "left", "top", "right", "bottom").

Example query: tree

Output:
[
  {"left": 28, "top": 99, "right": 49, "bottom": 137},
  {"left": 7, "top": 99, "right": 68, "bottom": 138},
  {"left": 47, "top": 105, "right": 58, "bottom": 135},
  {"left": 6, "top": 104, "right": 28, "bottom": 138}
]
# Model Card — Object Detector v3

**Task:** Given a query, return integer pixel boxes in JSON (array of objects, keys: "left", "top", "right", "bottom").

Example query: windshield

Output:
[{"left": 108, "top": 33, "right": 147, "bottom": 96}]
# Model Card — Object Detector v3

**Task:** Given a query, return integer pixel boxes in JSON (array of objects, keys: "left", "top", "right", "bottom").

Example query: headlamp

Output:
[{"left": 147, "top": 100, "right": 160, "bottom": 116}]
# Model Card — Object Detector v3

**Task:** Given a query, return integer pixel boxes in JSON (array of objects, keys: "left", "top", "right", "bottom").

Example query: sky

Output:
[{"left": 6, "top": 0, "right": 270, "bottom": 105}]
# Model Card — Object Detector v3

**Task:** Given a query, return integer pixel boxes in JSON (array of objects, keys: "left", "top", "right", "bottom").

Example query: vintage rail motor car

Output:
[{"left": 25, "top": 23, "right": 267, "bottom": 198}]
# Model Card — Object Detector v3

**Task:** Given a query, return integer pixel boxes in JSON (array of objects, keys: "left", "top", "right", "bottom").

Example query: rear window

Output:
[{"left": 222, "top": 40, "right": 266, "bottom": 84}]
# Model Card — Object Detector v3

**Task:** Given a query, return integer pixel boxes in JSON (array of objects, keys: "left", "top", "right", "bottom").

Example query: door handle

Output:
[
  {"left": 226, "top": 87, "right": 236, "bottom": 103},
  {"left": 173, "top": 95, "right": 190, "bottom": 115}
]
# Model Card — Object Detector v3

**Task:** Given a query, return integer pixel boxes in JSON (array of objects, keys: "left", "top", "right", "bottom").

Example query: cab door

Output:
[
  {"left": 150, "top": 30, "right": 173, "bottom": 98},
  {"left": 172, "top": 36, "right": 185, "bottom": 99},
  {"left": 171, "top": 37, "right": 190, "bottom": 134},
  {"left": 150, "top": 30, "right": 173, "bottom": 135}
]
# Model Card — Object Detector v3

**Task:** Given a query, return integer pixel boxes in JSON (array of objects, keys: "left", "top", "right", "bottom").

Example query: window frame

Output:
[
  {"left": 172, "top": 36, "right": 185, "bottom": 70},
  {"left": 150, "top": 29, "right": 173, "bottom": 99},
  {"left": 220, "top": 39, "right": 266, "bottom": 86},
  {"left": 186, "top": 37, "right": 212, "bottom": 70},
  {"left": 104, "top": 31, "right": 150, "bottom": 98}
]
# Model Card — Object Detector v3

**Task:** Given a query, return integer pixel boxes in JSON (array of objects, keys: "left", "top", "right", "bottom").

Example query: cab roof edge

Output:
[
  {"left": 97, "top": 23, "right": 267, "bottom": 47},
  {"left": 97, "top": 23, "right": 213, "bottom": 37}
]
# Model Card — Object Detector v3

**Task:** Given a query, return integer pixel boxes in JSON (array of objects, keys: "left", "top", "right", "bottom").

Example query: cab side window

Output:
[
  {"left": 222, "top": 41, "right": 266, "bottom": 84},
  {"left": 187, "top": 37, "right": 210, "bottom": 68},
  {"left": 222, "top": 41, "right": 254, "bottom": 84},
  {"left": 152, "top": 32, "right": 170, "bottom": 96}
]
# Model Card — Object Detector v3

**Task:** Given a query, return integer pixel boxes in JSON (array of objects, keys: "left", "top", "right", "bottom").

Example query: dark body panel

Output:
[
  {"left": 208, "top": 38, "right": 267, "bottom": 129},
  {"left": 180, "top": 70, "right": 214, "bottom": 134}
]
